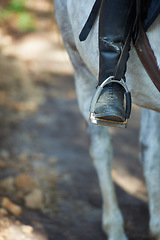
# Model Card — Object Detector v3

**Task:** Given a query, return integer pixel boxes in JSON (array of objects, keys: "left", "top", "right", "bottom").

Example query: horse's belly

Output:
[{"left": 66, "top": 0, "right": 160, "bottom": 112}]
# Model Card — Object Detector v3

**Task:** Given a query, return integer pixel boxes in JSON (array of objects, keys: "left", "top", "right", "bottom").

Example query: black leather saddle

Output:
[{"left": 79, "top": 0, "right": 160, "bottom": 43}]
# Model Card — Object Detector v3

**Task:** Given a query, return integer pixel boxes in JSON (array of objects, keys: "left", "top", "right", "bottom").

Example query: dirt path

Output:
[{"left": 0, "top": 1, "right": 151, "bottom": 240}]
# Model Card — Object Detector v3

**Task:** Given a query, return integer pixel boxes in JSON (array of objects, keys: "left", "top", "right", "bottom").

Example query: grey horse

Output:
[{"left": 54, "top": 0, "right": 160, "bottom": 239}]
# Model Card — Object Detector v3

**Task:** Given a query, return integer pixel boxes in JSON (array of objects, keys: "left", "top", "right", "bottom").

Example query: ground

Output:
[{"left": 0, "top": 1, "right": 152, "bottom": 239}]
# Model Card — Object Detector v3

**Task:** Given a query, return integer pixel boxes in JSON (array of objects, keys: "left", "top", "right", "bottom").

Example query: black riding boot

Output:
[{"left": 95, "top": 0, "right": 136, "bottom": 123}]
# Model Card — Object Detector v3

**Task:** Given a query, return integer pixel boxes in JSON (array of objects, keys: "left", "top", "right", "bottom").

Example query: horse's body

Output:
[{"left": 54, "top": 0, "right": 160, "bottom": 239}]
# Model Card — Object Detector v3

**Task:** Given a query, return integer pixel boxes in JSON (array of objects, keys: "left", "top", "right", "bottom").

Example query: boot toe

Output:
[
  {"left": 93, "top": 83, "right": 126, "bottom": 123},
  {"left": 95, "top": 103, "right": 126, "bottom": 122}
]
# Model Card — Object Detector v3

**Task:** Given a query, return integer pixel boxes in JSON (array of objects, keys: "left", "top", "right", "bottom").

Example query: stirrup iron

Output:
[{"left": 89, "top": 77, "right": 132, "bottom": 128}]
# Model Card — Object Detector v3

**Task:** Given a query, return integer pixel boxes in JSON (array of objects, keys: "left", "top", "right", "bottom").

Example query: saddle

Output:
[
  {"left": 79, "top": 0, "right": 160, "bottom": 42},
  {"left": 143, "top": 0, "right": 160, "bottom": 31}
]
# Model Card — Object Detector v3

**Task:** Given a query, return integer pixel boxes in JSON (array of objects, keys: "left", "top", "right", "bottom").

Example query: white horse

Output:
[{"left": 54, "top": 0, "right": 160, "bottom": 239}]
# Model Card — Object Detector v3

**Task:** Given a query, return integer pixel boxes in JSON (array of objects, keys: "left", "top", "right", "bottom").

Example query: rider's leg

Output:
[{"left": 95, "top": 0, "right": 136, "bottom": 122}]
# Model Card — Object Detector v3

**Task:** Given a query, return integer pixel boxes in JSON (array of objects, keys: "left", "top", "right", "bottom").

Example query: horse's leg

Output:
[
  {"left": 74, "top": 55, "right": 127, "bottom": 240},
  {"left": 89, "top": 125, "right": 128, "bottom": 240},
  {"left": 65, "top": 47, "right": 127, "bottom": 240},
  {"left": 54, "top": 2, "right": 127, "bottom": 239},
  {"left": 140, "top": 108, "right": 160, "bottom": 239}
]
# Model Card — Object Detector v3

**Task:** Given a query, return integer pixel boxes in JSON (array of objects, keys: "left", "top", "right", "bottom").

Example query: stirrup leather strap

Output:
[{"left": 79, "top": 0, "right": 102, "bottom": 42}]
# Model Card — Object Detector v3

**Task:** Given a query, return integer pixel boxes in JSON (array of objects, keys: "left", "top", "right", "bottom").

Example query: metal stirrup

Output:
[{"left": 89, "top": 77, "right": 132, "bottom": 128}]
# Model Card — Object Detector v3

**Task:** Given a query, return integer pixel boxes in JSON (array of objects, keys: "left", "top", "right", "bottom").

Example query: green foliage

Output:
[
  {"left": 18, "top": 12, "right": 36, "bottom": 31},
  {"left": 0, "top": 0, "right": 37, "bottom": 32},
  {"left": 6, "top": 0, "right": 26, "bottom": 12}
]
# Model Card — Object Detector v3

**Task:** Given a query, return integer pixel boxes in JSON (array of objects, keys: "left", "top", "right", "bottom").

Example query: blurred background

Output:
[{"left": 0, "top": 1, "right": 150, "bottom": 239}]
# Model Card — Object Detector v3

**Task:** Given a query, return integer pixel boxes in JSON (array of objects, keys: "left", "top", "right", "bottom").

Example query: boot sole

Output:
[{"left": 94, "top": 112, "right": 125, "bottom": 122}]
